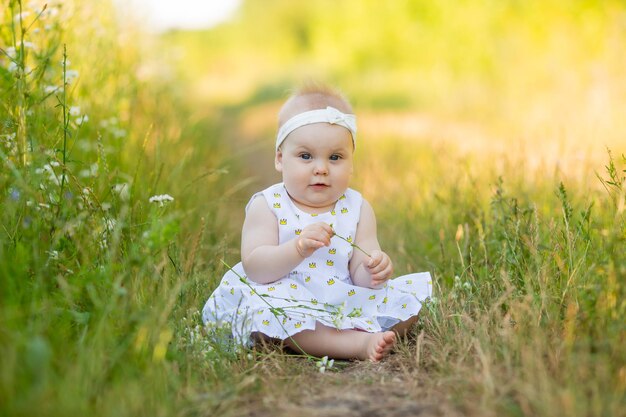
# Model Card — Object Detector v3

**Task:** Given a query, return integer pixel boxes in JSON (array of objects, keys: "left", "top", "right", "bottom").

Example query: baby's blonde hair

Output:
[{"left": 278, "top": 81, "right": 353, "bottom": 129}]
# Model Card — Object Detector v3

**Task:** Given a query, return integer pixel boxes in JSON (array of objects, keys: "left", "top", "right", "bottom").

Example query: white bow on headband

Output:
[{"left": 275, "top": 106, "right": 357, "bottom": 150}]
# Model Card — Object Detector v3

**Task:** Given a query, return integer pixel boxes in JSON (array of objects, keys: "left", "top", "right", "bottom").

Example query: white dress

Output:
[{"left": 202, "top": 183, "right": 432, "bottom": 344}]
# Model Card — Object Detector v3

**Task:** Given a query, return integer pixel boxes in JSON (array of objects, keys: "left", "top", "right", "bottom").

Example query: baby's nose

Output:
[{"left": 313, "top": 160, "right": 329, "bottom": 175}]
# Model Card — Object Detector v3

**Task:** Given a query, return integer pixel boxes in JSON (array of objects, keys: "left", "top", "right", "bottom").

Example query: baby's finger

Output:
[
  {"left": 309, "top": 221, "right": 332, "bottom": 233},
  {"left": 371, "top": 264, "right": 393, "bottom": 284},
  {"left": 366, "top": 251, "right": 383, "bottom": 267},
  {"left": 319, "top": 222, "right": 334, "bottom": 234},
  {"left": 308, "top": 223, "right": 333, "bottom": 243},
  {"left": 370, "top": 275, "right": 389, "bottom": 287},
  {"left": 368, "top": 258, "right": 388, "bottom": 274},
  {"left": 321, "top": 225, "right": 334, "bottom": 243},
  {"left": 302, "top": 228, "right": 330, "bottom": 244},
  {"left": 312, "top": 231, "right": 331, "bottom": 246},
  {"left": 303, "top": 237, "right": 325, "bottom": 250},
  {"left": 368, "top": 254, "right": 389, "bottom": 271},
  {"left": 313, "top": 239, "right": 327, "bottom": 248},
  {"left": 371, "top": 272, "right": 391, "bottom": 286}
]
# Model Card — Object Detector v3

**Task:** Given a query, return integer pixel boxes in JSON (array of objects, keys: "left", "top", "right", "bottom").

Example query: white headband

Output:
[{"left": 276, "top": 106, "right": 357, "bottom": 150}]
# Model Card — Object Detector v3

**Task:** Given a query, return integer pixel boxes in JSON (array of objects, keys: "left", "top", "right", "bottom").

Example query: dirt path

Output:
[{"left": 241, "top": 350, "right": 461, "bottom": 417}]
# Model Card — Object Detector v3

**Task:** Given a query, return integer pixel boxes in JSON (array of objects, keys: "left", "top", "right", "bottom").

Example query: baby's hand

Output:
[
  {"left": 295, "top": 222, "right": 333, "bottom": 258},
  {"left": 367, "top": 250, "right": 393, "bottom": 287}
]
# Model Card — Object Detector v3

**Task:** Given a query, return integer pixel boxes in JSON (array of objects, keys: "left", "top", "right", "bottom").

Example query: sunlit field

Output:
[{"left": 1, "top": 1, "right": 624, "bottom": 416}]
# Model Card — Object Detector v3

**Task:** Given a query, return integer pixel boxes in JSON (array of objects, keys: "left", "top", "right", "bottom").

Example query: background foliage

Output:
[{"left": 1, "top": 0, "right": 624, "bottom": 416}]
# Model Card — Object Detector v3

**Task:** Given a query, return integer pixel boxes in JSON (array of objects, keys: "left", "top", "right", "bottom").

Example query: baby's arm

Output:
[
  {"left": 349, "top": 200, "right": 393, "bottom": 288},
  {"left": 241, "top": 196, "right": 332, "bottom": 284}
]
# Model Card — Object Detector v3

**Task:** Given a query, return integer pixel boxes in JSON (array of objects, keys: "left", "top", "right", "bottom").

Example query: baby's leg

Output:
[
  {"left": 391, "top": 315, "right": 419, "bottom": 338},
  {"left": 284, "top": 323, "right": 396, "bottom": 362}
]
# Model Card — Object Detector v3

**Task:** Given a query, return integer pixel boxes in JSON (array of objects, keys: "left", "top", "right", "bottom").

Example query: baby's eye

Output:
[
  {"left": 329, "top": 154, "right": 342, "bottom": 161},
  {"left": 299, "top": 153, "right": 312, "bottom": 160}
]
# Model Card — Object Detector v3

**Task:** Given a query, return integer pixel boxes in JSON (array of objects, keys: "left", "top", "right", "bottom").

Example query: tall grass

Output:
[
  {"left": 355, "top": 137, "right": 626, "bottom": 416},
  {"left": 0, "top": 1, "right": 254, "bottom": 416}
]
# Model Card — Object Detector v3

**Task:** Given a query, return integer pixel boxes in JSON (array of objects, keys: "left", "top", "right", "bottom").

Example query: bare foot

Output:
[{"left": 366, "top": 331, "right": 396, "bottom": 362}]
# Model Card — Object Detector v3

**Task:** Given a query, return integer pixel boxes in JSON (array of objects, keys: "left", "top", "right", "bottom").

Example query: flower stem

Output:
[{"left": 332, "top": 232, "right": 371, "bottom": 257}]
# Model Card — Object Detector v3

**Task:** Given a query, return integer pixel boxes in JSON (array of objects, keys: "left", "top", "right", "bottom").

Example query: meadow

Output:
[{"left": 1, "top": 1, "right": 624, "bottom": 416}]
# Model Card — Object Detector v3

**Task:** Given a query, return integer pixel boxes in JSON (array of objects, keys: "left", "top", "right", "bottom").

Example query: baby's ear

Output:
[{"left": 274, "top": 150, "right": 283, "bottom": 172}]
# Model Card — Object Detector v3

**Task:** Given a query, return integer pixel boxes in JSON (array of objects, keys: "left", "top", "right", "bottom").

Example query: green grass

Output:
[
  {"left": 1, "top": 2, "right": 247, "bottom": 415},
  {"left": 1, "top": 1, "right": 625, "bottom": 416}
]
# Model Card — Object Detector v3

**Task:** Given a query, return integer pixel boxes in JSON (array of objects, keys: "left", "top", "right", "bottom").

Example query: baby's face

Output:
[{"left": 275, "top": 123, "right": 354, "bottom": 213}]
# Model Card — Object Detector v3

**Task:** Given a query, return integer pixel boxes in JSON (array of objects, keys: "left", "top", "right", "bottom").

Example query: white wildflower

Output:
[
  {"left": 1, "top": 133, "right": 16, "bottom": 143},
  {"left": 104, "top": 218, "right": 116, "bottom": 232},
  {"left": 14, "top": 11, "right": 32, "bottom": 23},
  {"left": 69, "top": 106, "right": 81, "bottom": 116},
  {"left": 65, "top": 69, "right": 79, "bottom": 83},
  {"left": 47, "top": 250, "right": 59, "bottom": 260},
  {"left": 44, "top": 85, "right": 61, "bottom": 94},
  {"left": 316, "top": 356, "right": 334, "bottom": 373},
  {"left": 49, "top": 173, "right": 65, "bottom": 186},
  {"left": 149, "top": 194, "right": 174, "bottom": 206},
  {"left": 6, "top": 47, "right": 17, "bottom": 58},
  {"left": 112, "top": 128, "right": 127, "bottom": 139},
  {"left": 36, "top": 162, "right": 63, "bottom": 185},
  {"left": 100, "top": 117, "right": 120, "bottom": 128},
  {"left": 79, "top": 163, "right": 98, "bottom": 178},
  {"left": 22, "top": 41, "right": 36, "bottom": 49},
  {"left": 76, "top": 115, "right": 89, "bottom": 125},
  {"left": 8, "top": 61, "right": 18, "bottom": 72},
  {"left": 188, "top": 327, "right": 197, "bottom": 345},
  {"left": 331, "top": 302, "right": 346, "bottom": 328},
  {"left": 113, "top": 183, "right": 130, "bottom": 201},
  {"left": 41, "top": 7, "right": 59, "bottom": 19},
  {"left": 77, "top": 141, "right": 95, "bottom": 151}
]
